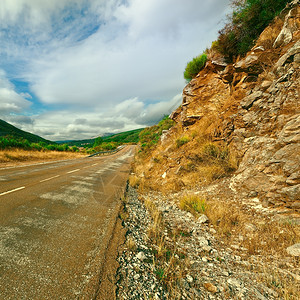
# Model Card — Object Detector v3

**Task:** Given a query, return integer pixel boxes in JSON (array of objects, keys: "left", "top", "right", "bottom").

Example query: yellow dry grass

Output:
[
  {"left": 0, "top": 149, "right": 85, "bottom": 166},
  {"left": 128, "top": 174, "right": 140, "bottom": 188}
]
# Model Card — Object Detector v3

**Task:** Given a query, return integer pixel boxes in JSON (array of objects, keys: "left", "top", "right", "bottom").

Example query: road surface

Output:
[{"left": 0, "top": 146, "right": 135, "bottom": 299}]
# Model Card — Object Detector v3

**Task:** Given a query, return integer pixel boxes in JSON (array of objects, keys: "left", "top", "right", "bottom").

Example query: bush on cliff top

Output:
[
  {"left": 183, "top": 53, "right": 207, "bottom": 82},
  {"left": 216, "top": 0, "right": 292, "bottom": 61}
]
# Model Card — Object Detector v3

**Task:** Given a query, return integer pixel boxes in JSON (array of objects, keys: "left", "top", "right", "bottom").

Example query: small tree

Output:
[{"left": 93, "top": 137, "right": 103, "bottom": 147}]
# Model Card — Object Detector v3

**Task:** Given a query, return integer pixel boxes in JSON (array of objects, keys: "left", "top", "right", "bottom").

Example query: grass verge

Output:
[{"left": 0, "top": 149, "right": 85, "bottom": 165}]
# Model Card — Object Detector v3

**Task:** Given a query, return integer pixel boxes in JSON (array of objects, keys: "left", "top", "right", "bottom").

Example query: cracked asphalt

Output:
[{"left": 0, "top": 146, "right": 134, "bottom": 299}]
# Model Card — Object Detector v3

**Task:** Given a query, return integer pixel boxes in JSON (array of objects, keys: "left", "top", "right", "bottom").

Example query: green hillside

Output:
[
  {"left": 102, "top": 128, "right": 144, "bottom": 144},
  {"left": 61, "top": 128, "right": 144, "bottom": 148},
  {"left": 0, "top": 119, "right": 52, "bottom": 144}
]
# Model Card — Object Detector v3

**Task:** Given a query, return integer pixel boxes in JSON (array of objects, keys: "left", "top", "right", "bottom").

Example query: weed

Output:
[
  {"left": 155, "top": 268, "right": 166, "bottom": 281},
  {"left": 176, "top": 136, "right": 190, "bottom": 148},
  {"left": 179, "top": 195, "right": 207, "bottom": 216},
  {"left": 126, "top": 237, "right": 137, "bottom": 252}
]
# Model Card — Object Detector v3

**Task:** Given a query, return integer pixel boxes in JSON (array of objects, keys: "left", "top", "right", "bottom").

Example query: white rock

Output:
[
  {"left": 186, "top": 274, "right": 193, "bottom": 283},
  {"left": 198, "top": 214, "right": 209, "bottom": 224},
  {"left": 286, "top": 243, "right": 300, "bottom": 256},
  {"left": 202, "top": 245, "right": 212, "bottom": 252},
  {"left": 228, "top": 278, "right": 242, "bottom": 288},
  {"left": 198, "top": 236, "right": 209, "bottom": 246},
  {"left": 134, "top": 274, "right": 140, "bottom": 280},
  {"left": 136, "top": 252, "right": 147, "bottom": 261}
]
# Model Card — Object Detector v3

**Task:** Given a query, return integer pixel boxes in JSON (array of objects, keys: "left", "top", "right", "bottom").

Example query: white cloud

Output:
[
  {"left": 115, "top": 0, "right": 228, "bottom": 39},
  {"left": 18, "top": 94, "right": 181, "bottom": 141},
  {"left": 0, "top": 70, "right": 32, "bottom": 116},
  {"left": 0, "top": 0, "right": 231, "bottom": 140}
]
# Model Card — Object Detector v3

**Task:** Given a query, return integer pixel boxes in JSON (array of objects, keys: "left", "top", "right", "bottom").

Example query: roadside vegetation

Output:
[
  {"left": 0, "top": 136, "right": 79, "bottom": 152},
  {"left": 0, "top": 149, "right": 83, "bottom": 164},
  {"left": 0, "top": 136, "right": 83, "bottom": 164},
  {"left": 138, "top": 116, "right": 175, "bottom": 156}
]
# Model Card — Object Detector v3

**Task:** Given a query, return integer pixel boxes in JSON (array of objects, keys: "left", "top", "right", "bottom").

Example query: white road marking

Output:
[
  {"left": 40, "top": 175, "right": 60, "bottom": 183},
  {"left": 67, "top": 169, "right": 80, "bottom": 174},
  {"left": 0, "top": 186, "right": 25, "bottom": 196}
]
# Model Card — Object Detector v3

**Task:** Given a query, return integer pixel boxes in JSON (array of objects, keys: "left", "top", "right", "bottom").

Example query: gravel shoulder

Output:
[{"left": 116, "top": 183, "right": 299, "bottom": 299}]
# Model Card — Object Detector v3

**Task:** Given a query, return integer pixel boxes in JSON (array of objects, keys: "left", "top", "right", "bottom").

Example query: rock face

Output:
[{"left": 170, "top": 2, "right": 300, "bottom": 212}]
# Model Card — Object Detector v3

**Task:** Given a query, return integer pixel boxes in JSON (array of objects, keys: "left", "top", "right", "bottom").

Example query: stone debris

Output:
[{"left": 116, "top": 186, "right": 299, "bottom": 299}]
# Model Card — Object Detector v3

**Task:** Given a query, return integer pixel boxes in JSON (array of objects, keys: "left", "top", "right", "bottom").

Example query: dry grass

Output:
[
  {"left": 0, "top": 149, "right": 84, "bottom": 166},
  {"left": 128, "top": 174, "right": 140, "bottom": 188},
  {"left": 205, "top": 198, "right": 300, "bottom": 253},
  {"left": 203, "top": 198, "right": 299, "bottom": 299},
  {"left": 257, "top": 265, "right": 300, "bottom": 300},
  {"left": 142, "top": 197, "right": 188, "bottom": 295},
  {"left": 242, "top": 219, "right": 299, "bottom": 256},
  {"left": 206, "top": 200, "right": 243, "bottom": 237}
]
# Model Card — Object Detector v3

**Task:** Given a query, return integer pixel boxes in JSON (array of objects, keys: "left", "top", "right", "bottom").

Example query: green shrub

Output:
[
  {"left": 179, "top": 195, "right": 207, "bottom": 216},
  {"left": 93, "top": 137, "right": 103, "bottom": 147},
  {"left": 216, "top": 0, "right": 292, "bottom": 61},
  {"left": 176, "top": 136, "right": 190, "bottom": 148},
  {"left": 184, "top": 53, "right": 207, "bottom": 82}
]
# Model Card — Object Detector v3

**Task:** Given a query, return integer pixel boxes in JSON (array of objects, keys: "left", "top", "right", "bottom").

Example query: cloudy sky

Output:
[{"left": 0, "top": 0, "right": 231, "bottom": 141}]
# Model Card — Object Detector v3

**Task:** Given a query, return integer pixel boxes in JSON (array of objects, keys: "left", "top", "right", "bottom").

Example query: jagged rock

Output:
[
  {"left": 286, "top": 243, "right": 300, "bottom": 256},
  {"left": 274, "top": 40, "right": 300, "bottom": 73},
  {"left": 234, "top": 55, "right": 263, "bottom": 74},
  {"left": 261, "top": 80, "right": 273, "bottom": 90},
  {"left": 273, "top": 6, "right": 300, "bottom": 48},
  {"left": 294, "top": 53, "right": 300, "bottom": 63},
  {"left": 240, "top": 91, "right": 263, "bottom": 110},
  {"left": 281, "top": 184, "right": 300, "bottom": 200}
]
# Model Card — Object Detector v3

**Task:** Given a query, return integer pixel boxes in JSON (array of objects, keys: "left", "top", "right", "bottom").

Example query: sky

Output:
[{"left": 0, "top": 0, "right": 231, "bottom": 141}]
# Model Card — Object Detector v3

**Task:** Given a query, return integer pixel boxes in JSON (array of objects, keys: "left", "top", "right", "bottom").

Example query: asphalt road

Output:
[{"left": 0, "top": 146, "right": 135, "bottom": 299}]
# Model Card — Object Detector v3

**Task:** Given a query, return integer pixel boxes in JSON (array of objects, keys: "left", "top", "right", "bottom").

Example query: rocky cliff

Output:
[{"left": 136, "top": 0, "right": 300, "bottom": 213}]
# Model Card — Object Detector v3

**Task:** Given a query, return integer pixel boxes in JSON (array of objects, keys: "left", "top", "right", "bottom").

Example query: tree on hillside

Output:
[{"left": 93, "top": 137, "right": 103, "bottom": 147}]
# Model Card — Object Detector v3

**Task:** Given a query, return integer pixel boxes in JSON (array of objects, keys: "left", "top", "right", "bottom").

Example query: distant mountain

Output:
[
  {"left": 91, "top": 132, "right": 114, "bottom": 139},
  {"left": 0, "top": 119, "right": 53, "bottom": 144}
]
